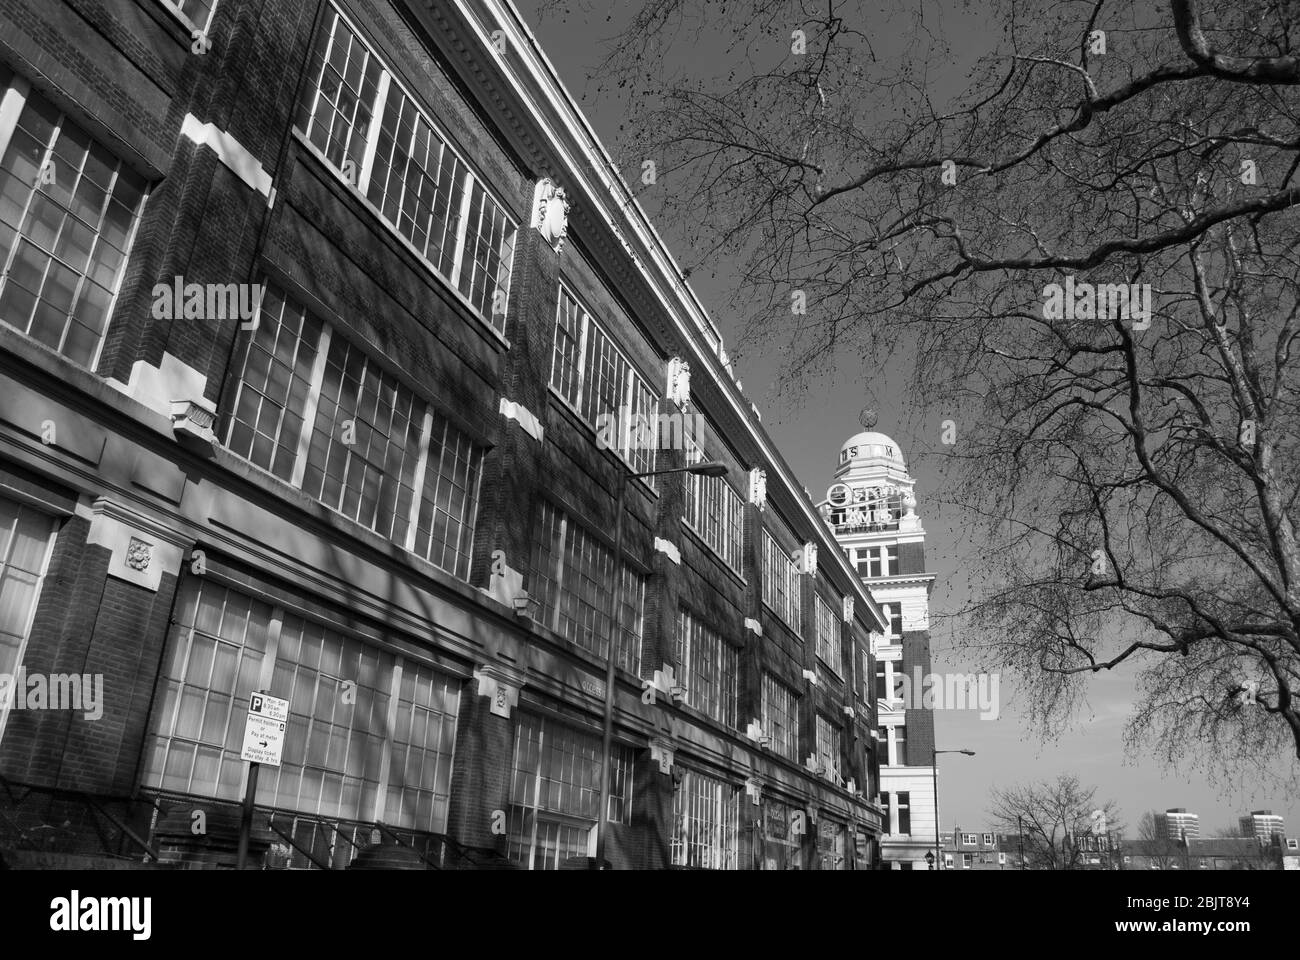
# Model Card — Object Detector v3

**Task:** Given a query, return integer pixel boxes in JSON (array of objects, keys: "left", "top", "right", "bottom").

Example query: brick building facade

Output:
[{"left": 0, "top": 0, "right": 887, "bottom": 869}]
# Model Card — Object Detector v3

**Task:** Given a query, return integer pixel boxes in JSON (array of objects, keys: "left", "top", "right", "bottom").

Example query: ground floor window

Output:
[
  {"left": 854, "top": 827, "right": 875, "bottom": 870},
  {"left": 670, "top": 766, "right": 738, "bottom": 869},
  {"left": 0, "top": 494, "right": 57, "bottom": 740},
  {"left": 505, "top": 713, "right": 633, "bottom": 869},
  {"left": 760, "top": 796, "right": 802, "bottom": 870},
  {"left": 817, "top": 817, "right": 848, "bottom": 870},
  {"left": 141, "top": 577, "right": 460, "bottom": 833}
]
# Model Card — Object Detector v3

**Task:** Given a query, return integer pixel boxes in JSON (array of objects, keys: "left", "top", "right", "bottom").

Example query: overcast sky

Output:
[{"left": 513, "top": 0, "right": 1300, "bottom": 836}]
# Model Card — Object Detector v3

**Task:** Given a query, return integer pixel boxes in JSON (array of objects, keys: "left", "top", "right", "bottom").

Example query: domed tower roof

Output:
[{"left": 839, "top": 431, "right": 906, "bottom": 469}]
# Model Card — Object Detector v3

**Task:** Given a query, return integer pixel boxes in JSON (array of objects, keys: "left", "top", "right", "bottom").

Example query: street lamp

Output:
[
  {"left": 593, "top": 458, "right": 729, "bottom": 869},
  {"left": 932, "top": 748, "right": 974, "bottom": 871}
]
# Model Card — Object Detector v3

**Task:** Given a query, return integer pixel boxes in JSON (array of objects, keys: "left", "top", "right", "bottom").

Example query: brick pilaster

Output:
[
  {"left": 444, "top": 689, "right": 514, "bottom": 853},
  {"left": 469, "top": 188, "right": 557, "bottom": 594}
]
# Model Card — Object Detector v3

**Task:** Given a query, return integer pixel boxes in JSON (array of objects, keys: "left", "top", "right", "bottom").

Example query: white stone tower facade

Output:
[{"left": 818, "top": 431, "right": 938, "bottom": 869}]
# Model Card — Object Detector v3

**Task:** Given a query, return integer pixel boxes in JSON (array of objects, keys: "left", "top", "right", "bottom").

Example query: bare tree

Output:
[
  {"left": 553, "top": 0, "right": 1300, "bottom": 782},
  {"left": 989, "top": 774, "right": 1121, "bottom": 869}
]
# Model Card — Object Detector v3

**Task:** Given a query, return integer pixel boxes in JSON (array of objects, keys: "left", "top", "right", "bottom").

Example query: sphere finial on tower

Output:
[{"left": 859, "top": 407, "right": 878, "bottom": 430}]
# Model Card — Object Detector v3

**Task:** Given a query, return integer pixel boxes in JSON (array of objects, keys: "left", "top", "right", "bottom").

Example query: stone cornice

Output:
[{"left": 405, "top": 0, "right": 888, "bottom": 634}]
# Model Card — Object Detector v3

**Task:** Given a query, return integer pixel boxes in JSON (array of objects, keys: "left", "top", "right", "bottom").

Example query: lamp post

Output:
[
  {"left": 932, "top": 748, "right": 974, "bottom": 870},
  {"left": 593, "top": 457, "right": 729, "bottom": 869}
]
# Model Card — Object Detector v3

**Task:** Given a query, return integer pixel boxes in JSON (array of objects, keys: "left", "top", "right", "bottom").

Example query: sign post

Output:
[{"left": 236, "top": 691, "right": 288, "bottom": 869}]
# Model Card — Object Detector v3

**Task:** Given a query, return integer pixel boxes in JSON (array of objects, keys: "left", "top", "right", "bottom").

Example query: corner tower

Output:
[{"left": 818, "top": 430, "right": 938, "bottom": 869}]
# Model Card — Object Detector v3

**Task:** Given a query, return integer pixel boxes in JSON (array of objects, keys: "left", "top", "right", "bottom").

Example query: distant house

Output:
[{"left": 1123, "top": 837, "right": 1283, "bottom": 870}]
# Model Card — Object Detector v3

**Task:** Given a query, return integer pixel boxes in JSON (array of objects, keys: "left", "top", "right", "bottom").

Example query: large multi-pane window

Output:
[
  {"left": 682, "top": 432, "right": 743, "bottom": 570},
  {"left": 671, "top": 767, "right": 738, "bottom": 869},
  {"left": 761, "top": 672, "right": 799, "bottom": 762},
  {"left": 761, "top": 530, "right": 802, "bottom": 631},
  {"left": 506, "top": 714, "right": 633, "bottom": 870},
  {"left": 142, "top": 579, "right": 460, "bottom": 833},
  {"left": 295, "top": 6, "right": 517, "bottom": 333},
  {"left": 0, "top": 496, "right": 57, "bottom": 741},
  {"left": 549, "top": 282, "right": 660, "bottom": 476},
  {"left": 761, "top": 796, "right": 801, "bottom": 870},
  {"left": 226, "top": 283, "right": 482, "bottom": 580},
  {"left": 856, "top": 544, "right": 899, "bottom": 578},
  {"left": 675, "top": 609, "right": 737, "bottom": 728},
  {"left": 814, "top": 594, "right": 841, "bottom": 676},
  {"left": 0, "top": 69, "right": 148, "bottom": 367},
  {"left": 879, "top": 724, "right": 907, "bottom": 766},
  {"left": 815, "top": 714, "right": 841, "bottom": 780},
  {"left": 530, "top": 502, "right": 646, "bottom": 674},
  {"left": 817, "top": 817, "right": 848, "bottom": 870}
]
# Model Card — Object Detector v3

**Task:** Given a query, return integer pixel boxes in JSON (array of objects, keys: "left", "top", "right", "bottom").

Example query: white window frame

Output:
[
  {"left": 863, "top": 544, "right": 899, "bottom": 578},
  {"left": 814, "top": 593, "right": 841, "bottom": 677},
  {"left": 142, "top": 578, "right": 460, "bottom": 832},
  {"left": 0, "top": 499, "right": 58, "bottom": 744},
  {"left": 760, "top": 672, "right": 799, "bottom": 762},
  {"left": 0, "top": 74, "right": 149, "bottom": 371},
  {"left": 682, "top": 430, "right": 743, "bottom": 574},
  {"left": 761, "top": 529, "right": 802, "bottom": 631},
  {"left": 531, "top": 502, "right": 645, "bottom": 674},
  {"left": 506, "top": 713, "right": 634, "bottom": 870},
  {"left": 226, "top": 286, "right": 483, "bottom": 581},
  {"left": 294, "top": 3, "right": 518, "bottom": 338},
  {"left": 670, "top": 766, "right": 738, "bottom": 870},
  {"left": 549, "top": 280, "right": 660, "bottom": 482},
  {"left": 676, "top": 609, "right": 737, "bottom": 727},
  {"left": 815, "top": 713, "right": 840, "bottom": 780},
  {"left": 158, "top": 0, "right": 218, "bottom": 34}
]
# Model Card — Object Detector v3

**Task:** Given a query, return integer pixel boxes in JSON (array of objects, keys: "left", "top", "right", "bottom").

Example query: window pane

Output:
[
  {"left": 144, "top": 579, "right": 460, "bottom": 837},
  {"left": 0, "top": 84, "right": 147, "bottom": 365},
  {"left": 682, "top": 431, "right": 743, "bottom": 570},
  {"left": 760, "top": 672, "right": 799, "bottom": 762},
  {"left": 530, "top": 502, "right": 644, "bottom": 674},
  {"left": 0, "top": 499, "right": 55, "bottom": 713},
  {"left": 675, "top": 609, "right": 737, "bottom": 728},
  {"left": 761, "top": 528, "right": 802, "bottom": 630},
  {"left": 226, "top": 285, "right": 321, "bottom": 481},
  {"left": 670, "top": 767, "right": 738, "bottom": 869},
  {"left": 412, "top": 411, "right": 481, "bottom": 579},
  {"left": 295, "top": 9, "right": 381, "bottom": 173},
  {"left": 815, "top": 594, "right": 842, "bottom": 675},
  {"left": 140, "top": 580, "right": 276, "bottom": 801},
  {"left": 505, "top": 714, "right": 633, "bottom": 869}
]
